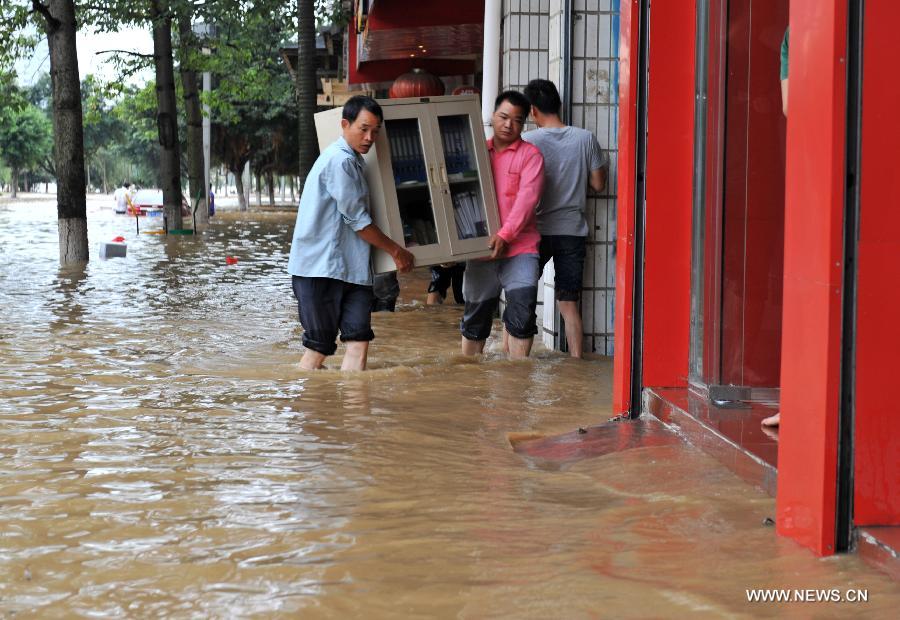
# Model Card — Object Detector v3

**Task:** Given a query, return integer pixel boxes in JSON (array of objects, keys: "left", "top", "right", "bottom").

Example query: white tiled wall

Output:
[{"left": 500, "top": 0, "right": 620, "bottom": 355}]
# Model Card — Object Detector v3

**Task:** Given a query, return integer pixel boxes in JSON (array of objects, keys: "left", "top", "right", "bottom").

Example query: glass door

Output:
[
  {"left": 372, "top": 104, "right": 450, "bottom": 263},
  {"left": 430, "top": 101, "right": 499, "bottom": 255},
  {"left": 690, "top": 0, "right": 788, "bottom": 400}
]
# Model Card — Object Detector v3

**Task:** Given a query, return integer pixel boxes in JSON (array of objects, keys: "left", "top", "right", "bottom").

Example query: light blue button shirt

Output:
[{"left": 287, "top": 136, "right": 374, "bottom": 285}]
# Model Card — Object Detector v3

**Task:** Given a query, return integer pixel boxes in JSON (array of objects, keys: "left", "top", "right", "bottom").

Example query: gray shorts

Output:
[{"left": 460, "top": 253, "right": 540, "bottom": 341}]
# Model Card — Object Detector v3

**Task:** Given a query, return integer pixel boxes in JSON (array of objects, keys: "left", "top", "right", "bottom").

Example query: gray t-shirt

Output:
[{"left": 522, "top": 126, "right": 608, "bottom": 236}]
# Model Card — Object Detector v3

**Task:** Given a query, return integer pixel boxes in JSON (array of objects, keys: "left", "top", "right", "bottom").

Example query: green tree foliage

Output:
[
  {"left": 1, "top": 0, "right": 346, "bottom": 207},
  {"left": 20, "top": 74, "right": 56, "bottom": 181},
  {"left": 0, "top": 67, "right": 28, "bottom": 115},
  {"left": 111, "top": 82, "right": 163, "bottom": 187},
  {"left": 0, "top": 101, "right": 53, "bottom": 196},
  {"left": 76, "top": 77, "right": 162, "bottom": 189},
  {"left": 192, "top": 3, "right": 298, "bottom": 208},
  {"left": 0, "top": 2, "right": 37, "bottom": 76},
  {"left": 81, "top": 74, "right": 127, "bottom": 192},
  {"left": 0, "top": 69, "right": 27, "bottom": 112},
  {"left": 22, "top": 71, "right": 156, "bottom": 192},
  {"left": 315, "top": 0, "right": 346, "bottom": 26},
  {"left": 25, "top": 73, "right": 53, "bottom": 110}
]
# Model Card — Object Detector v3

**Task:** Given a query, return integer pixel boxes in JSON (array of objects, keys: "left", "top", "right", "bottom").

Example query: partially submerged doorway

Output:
[{"left": 690, "top": 0, "right": 789, "bottom": 404}]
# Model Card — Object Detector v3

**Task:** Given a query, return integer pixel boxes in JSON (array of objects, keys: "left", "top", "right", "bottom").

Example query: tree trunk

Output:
[
  {"left": 267, "top": 171, "right": 275, "bottom": 206},
  {"left": 10, "top": 167, "right": 18, "bottom": 199},
  {"left": 234, "top": 168, "right": 247, "bottom": 211},
  {"left": 151, "top": 0, "right": 183, "bottom": 230},
  {"left": 178, "top": 15, "right": 208, "bottom": 228},
  {"left": 297, "top": 0, "right": 319, "bottom": 189},
  {"left": 85, "top": 161, "right": 90, "bottom": 192},
  {"left": 290, "top": 175, "right": 295, "bottom": 202},
  {"left": 41, "top": 0, "right": 89, "bottom": 264},
  {"left": 241, "top": 161, "right": 250, "bottom": 211},
  {"left": 256, "top": 173, "right": 261, "bottom": 207},
  {"left": 101, "top": 158, "right": 107, "bottom": 194}
]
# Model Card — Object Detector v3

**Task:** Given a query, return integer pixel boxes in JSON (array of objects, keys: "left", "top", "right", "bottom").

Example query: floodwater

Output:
[{"left": 0, "top": 194, "right": 896, "bottom": 618}]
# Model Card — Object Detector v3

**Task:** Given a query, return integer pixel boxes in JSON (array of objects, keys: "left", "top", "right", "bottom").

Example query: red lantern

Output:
[{"left": 389, "top": 68, "right": 446, "bottom": 99}]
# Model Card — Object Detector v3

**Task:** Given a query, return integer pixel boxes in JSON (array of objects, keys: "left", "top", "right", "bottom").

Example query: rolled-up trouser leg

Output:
[
  {"left": 460, "top": 259, "right": 502, "bottom": 341},
  {"left": 339, "top": 284, "right": 376, "bottom": 342},
  {"left": 293, "top": 276, "right": 342, "bottom": 355},
  {"left": 498, "top": 253, "right": 540, "bottom": 339},
  {"left": 372, "top": 272, "right": 400, "bottom": 312}
]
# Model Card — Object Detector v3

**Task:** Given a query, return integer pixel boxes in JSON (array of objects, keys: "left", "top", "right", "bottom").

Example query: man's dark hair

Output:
[
  {"left": 122, "top": 181, "right": 129, "bottom": 188},
  {"left": 524, "top": 79, "right": 562, "bottom": 116},
  {"left": 494, "top": 90, "right": 531, "bottom": 117},
  {"left": 343, "top": 95, "right": 383, "bottom": 123}
]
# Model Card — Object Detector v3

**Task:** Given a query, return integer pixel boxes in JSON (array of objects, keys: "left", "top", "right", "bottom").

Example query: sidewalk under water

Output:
[{"left": 0, "top": 196, "right": 896, "bottom": 617}]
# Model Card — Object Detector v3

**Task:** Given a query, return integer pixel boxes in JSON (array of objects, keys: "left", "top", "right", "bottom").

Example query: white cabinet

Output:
[{"left": 314, "top": 95, "right": 499, "bottom": 273}]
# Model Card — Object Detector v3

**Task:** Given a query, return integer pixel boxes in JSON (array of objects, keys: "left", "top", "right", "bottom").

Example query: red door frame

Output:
[
  {"left": 612, "top": 0, "right": 641, "bottom": 416},
  {"left": 853, "top": 0, "right": 900, "bottom": 527},
  {"left": 695, "top": 0, "right": 788, "bottom": 389},
  {"left": 613, "top": 0, "right": 695, "bottom": 416},
  {"left": 615, "top": 0, "right": 854, "bottom": 556},
  {"left": 775, "top": 0, "right": 849, "bottom": 556}
]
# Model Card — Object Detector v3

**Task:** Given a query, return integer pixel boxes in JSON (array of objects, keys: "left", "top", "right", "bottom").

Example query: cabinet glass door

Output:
[
  {"left": 375, "top": 106, "right": 448, "bottom": 262},
  {"left": 431, "top": 102, "right": 499, "bottom": 254}
]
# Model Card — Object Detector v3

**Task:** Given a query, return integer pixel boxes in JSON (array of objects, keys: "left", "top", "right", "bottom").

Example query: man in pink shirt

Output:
[{"left": 460, "top": 90, "right": 545, "bottom": 359}]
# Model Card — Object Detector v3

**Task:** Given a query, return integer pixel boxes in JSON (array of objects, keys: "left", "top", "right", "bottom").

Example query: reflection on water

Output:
[{"left": 0, "top": 196, "right": 896, "bottom": 618}]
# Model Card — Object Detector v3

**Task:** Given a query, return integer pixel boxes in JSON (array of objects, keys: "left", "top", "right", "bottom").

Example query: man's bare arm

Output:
[
  {"left": 589, "top": 168, "right": 607, "bottom": 194},
  {"left": 356, "top": 224, "right": 415, "bottom": 272}
]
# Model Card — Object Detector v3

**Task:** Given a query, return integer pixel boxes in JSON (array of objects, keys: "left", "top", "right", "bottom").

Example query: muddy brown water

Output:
[{"left": 0, "top": 195, "right": 896, "bottom": 618}]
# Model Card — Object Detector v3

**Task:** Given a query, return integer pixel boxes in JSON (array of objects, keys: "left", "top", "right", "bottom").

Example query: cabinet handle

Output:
[{"left": 440, "top": 165, "right": 449, "bottom": 185}]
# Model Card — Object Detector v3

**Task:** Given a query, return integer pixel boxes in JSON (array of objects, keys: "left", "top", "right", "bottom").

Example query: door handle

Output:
[
  {"left": 440, "top": 165, "right": 449, "bottom": 185},
  {"left": 427, "top": 166, "right": 434, "bottom": 187}
]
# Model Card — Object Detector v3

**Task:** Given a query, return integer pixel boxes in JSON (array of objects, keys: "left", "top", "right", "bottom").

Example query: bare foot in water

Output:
[{"left": 761, "top": 412, "right": 780, "bottom": 427}]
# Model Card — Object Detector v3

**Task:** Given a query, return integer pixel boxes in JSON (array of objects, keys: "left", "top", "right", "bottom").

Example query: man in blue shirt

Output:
[{"left": 288, "top": 96, "right": 414, "bottom": 371}]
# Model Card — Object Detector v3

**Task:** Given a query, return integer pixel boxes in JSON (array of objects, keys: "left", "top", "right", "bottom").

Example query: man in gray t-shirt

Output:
[{"left": 523, "top": 79, "right": 609, "bottom": 358}]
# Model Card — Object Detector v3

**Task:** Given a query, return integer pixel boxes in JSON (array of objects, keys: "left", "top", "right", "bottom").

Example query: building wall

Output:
[{"left": 500, "top": 0, "right": 620, "bottom": 355}]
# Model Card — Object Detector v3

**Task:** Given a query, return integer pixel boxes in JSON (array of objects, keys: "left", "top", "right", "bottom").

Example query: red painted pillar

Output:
[
  {"left": 613, "top": 0, "right": 695, "bottom": 414},
  {"left": 641, "top": 3, "right": 695, "bottom": 389},
  {"left": 612, "top": 0, "right": 641, "bottom": 416},
  {"left": 854, "top": 0, "right": 900, "bottom": 527},
  {"left": 776, "top": 0, "right": 848, "bottom": 556}
]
